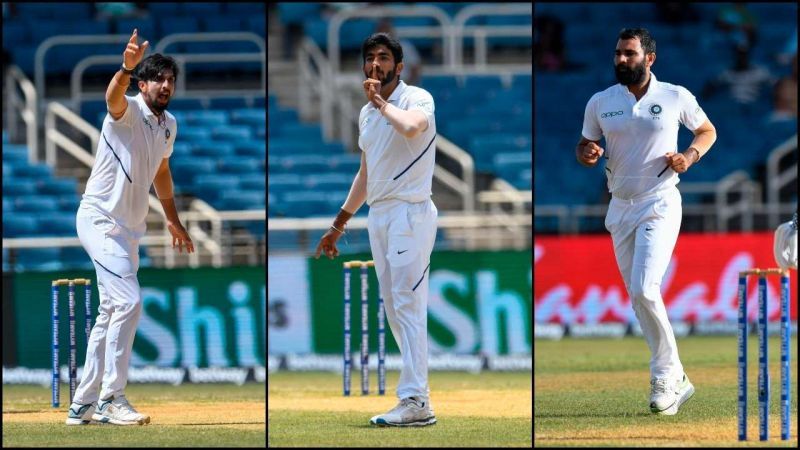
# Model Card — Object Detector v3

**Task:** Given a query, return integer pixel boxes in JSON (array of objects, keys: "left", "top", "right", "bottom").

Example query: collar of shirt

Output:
[
  {"left": 134, "top": 92, "right": 167, "bottom": 126},
  {"left": 372, "top": 80, "right": 407, "bottom": 111},
  {"left": 618, "top": 72, "right": 660, "bottom": 100}
]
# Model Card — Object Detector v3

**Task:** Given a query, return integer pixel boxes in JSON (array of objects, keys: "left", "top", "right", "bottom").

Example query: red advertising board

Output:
[{"left": 534, "top": 233, "right": 796, "bottom": 324}]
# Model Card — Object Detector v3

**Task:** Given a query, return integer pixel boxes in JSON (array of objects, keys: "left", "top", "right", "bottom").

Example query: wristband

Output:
[{"left": 121, "top": 63, "right": 135, "bottom": 75}]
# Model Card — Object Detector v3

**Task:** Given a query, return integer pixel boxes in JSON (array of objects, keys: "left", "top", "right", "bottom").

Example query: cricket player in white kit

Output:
[
  {"left": 773, "top": 212, "right": 798, "bottom": 271},
  {"left": 315, "top": 33, "right": 437, "bottom": 427},
  {"left": 577, "top": 28, "right": 717, "bottom": 415},
  {"left": 65, "top": 29, "right": 194, "bottom": 425}
]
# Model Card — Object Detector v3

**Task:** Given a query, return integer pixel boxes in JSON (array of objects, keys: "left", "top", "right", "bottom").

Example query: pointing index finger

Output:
[{"left": 130, "top": 28, "right": 138, "bottom": 44}]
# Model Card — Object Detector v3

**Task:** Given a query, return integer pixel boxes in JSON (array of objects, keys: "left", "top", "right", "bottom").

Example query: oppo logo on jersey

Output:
[{"left": 600, "top": 111, "right": 624, "bottom": 118}]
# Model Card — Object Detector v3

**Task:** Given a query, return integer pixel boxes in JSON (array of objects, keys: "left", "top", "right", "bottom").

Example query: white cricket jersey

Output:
[
  {"left": 358, "top": 80, "right": 436, "bottom": 205},
  {"left": 81, "top": 93, "right": 176, "bottom": 232},
  {"left": 581, "top": 73, "right": 708, "bottom": 200}
]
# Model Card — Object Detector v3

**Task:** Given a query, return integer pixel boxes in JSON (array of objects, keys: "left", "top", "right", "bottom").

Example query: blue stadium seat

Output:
[
  {"left": 277, "top": 3, "right": 321, "bottom": 25},
  {"left": 185, "top": 110, "right": 229, "bottom": 125},
  {"left": 236, "top": 141, "right": 266, "bottom": 157},
  {"left": 2, "top": 144, "right": 30, "bottom": 162},
  {"left": 329, "top": 154, "right": 361, "bottom": 173},
  {"left": 177, "top": 126, "right": 213, "bottom": 142},
  {"left": 170, "top": 158, "right": 217, "bottom": 185},
  {"left": 239, "top": 173, "right": 266, "bottom": 191},
  {"left": 170, "top": 142, "right": 193, "bottom": 158},
  {"left": 38, "top": 177, "right": 78, "bottom": 195},
  {"left": 192, "top": 142, "right": 236, "bottom": 158},
  {"left": 212, "top": 126, "right": 252, "bottom": 142},
  {"left": 269, "top": 173, "right": 304, "bottom": 192},
  {"left": 15, "top": 248, "right": 63, "bottom": 271},
  {"left": 217, "top": 190, "right": 266, "bottom": 210},
  {"left": 15, "top": 195, "right": 59, "bottom": 212},
  {"left": 3, "top": 214, "right": 39, "bottom": 237},
  {"left": 279, "top": 123, "right": 323, "bottom": 141},
  {"left": 495, "top": 152, "right": 532, "bottom": 186},
  {"left": 232, "top": 109, "right": 266, "bottom": 127},
  {"left": 268, "top": 108, "right": 299, "bottom": 127},
  {"left": 38, "top": 212, "right": 77, "bottom": 237},
  {"left": 304, "top": 173, "right": 353, "bottom": 191},
  {"left": 2, "top": 181, "right": 38, "bottom": 197},
  {"left": 58, "top": 195, "right": 81, "bottom": 213},
  {"left": 470, "top": 134, "right": 531, "bottom": 172},
  {"left": 272, "top": 155, "right": 331, "bottom": 174},
  {"left": 280, "top": 191, "right": 332, "bottom": 218},
  {"left": 218, "top": 158, "right": 262, "bottom": 174},
  {"left": 191, "top": 174, "right": 240, "bottom": 203}
]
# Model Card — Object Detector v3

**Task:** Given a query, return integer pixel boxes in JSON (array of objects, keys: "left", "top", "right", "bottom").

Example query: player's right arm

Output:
[
  {"left": 575, "top": 136, "right": 604, "bottom": 167},
  {"left": 341, "top": 152, "right": 367, "bottom": 213},
  {"left": 314, "top": 152, "right": 367, "bottom": 259},
  {"left": 106, "top": 29, "right": 149, "bottom": 120}
]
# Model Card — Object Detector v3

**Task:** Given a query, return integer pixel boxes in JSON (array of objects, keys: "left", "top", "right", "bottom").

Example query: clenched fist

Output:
[
  {"left": 663, "top": 149, "right": 698, "bottom": 174},
  {"left": 579, "top": 141, "right": 604, "bottom": 166}
]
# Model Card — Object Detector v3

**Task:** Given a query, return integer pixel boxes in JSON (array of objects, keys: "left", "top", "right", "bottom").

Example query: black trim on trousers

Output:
[
  {"left": 93, "top": 258, "right": 124, "bottom": 279},
  {"left": 412, "top": 262, "right": 431, "bottom": 292}
]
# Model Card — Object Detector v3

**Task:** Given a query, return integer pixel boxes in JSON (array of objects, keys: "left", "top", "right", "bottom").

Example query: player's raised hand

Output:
[
  {"left": 123, "top": 29, "right": 149, "bottom": 70},
  {"left": 363, "top": 65, "right": 381, "bottom": 103}
]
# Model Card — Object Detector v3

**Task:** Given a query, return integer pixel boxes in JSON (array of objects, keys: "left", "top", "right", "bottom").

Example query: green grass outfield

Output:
[
  {"left": 2, "top": 383, "right": 265, "bottom": 447},
  {"left": 269, "top": 371, "right": 532, "bottom": 447},
  {"left": 535, "top": 335, "right": 797, "bottom": 447}
]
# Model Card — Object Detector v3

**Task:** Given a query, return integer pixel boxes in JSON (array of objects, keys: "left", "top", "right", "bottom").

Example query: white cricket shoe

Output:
[
  {"left": 110, "top": 395, "right": 151, "bottom": 424},
  {"left": 650, "top": 373, "right": 694, "bottom": 415},
  {"left": 65, "top": 402, "right": 96, "bottom": 425},
  {"left": 370, "top": 396, "right": 437, "bottom": 427},
  {"left": 91, "top": 395, "right": 149, "bottom": 425}
]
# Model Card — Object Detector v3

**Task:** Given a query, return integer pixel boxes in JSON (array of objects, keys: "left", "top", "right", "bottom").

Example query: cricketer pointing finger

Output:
[
  {"left": 65, "top": 29, "right": 193, "bottom": 426},
  {"left": 576, "top": 28, "right": 717, "bottom": 416}
]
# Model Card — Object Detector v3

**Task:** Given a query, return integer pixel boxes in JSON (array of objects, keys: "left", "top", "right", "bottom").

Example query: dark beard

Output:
[
  {"left": 382, "top": 68, "right": 396, "bottom": 85},
  {"left": 615, "top": 64, "right": 646, "bottom": 86},
  {"left": 366, "top": 68, "right": 397, "bottom": 85},
  {"left": 152, "top": 98, "right": 167, "bottom": 114}
]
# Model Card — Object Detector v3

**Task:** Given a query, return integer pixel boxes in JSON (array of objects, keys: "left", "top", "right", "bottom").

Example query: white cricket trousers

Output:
[{"left": 367, "top": 198, "right": 437, "bottom": 400}]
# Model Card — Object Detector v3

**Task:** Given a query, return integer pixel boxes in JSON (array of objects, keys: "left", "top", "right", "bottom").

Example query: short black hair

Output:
[
  {"left": 618, "top": 28, "right": 656, "bottom": 55},
  {"left": 135, "top": 53, "right": 179, "bottom": 82},
  {"left": 361, "top": 32, "right": 403, "bottom": 65}
]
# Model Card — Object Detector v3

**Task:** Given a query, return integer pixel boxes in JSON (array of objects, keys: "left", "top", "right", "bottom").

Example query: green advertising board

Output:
[
  {"left": 309, "top": 250, "right": 531, "bottom": 355},
  {"left": 7, "top": 267, "right": 265, "bottom": 368}
]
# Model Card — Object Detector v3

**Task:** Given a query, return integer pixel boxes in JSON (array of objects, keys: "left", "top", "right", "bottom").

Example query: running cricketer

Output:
[{"left": 576, "top": 28, "right": 717, "bottom": 416}]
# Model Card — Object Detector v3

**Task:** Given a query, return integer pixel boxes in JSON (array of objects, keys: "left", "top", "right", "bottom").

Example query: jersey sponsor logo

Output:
[
  {"left": 600, "top": 110, "right": 624, "bottom": 118},
  {"left": 415, "top": 101, "right": 433, "bottom": 114}
]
